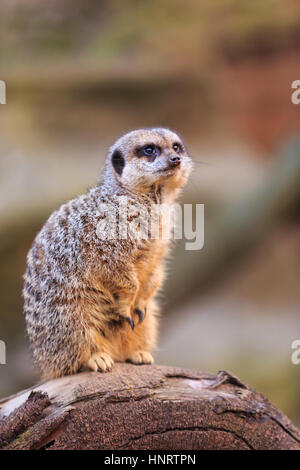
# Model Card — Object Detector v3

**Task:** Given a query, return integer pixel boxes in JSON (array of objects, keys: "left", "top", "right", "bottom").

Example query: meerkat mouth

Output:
[{"left": 157, "top": 167, "right": 178, "bottom": 176}]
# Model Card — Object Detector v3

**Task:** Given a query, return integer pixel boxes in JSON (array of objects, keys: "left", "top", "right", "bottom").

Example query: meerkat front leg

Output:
[
  {"left": 110, "top": 270, "right": 140, "bottom": 329},
  {"left": 117, "top": 293, "right": 137, "bottom": 330},
  {"left": 133, "top": 267, "right": 164, "bottom": 324},
  {"left": 125, "top": 299, "right": 158, "bottom": 366}
]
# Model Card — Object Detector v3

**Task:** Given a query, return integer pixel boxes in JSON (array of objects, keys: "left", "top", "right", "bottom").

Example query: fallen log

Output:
[{"left": 0, "top": 364, "right": 299, "bottom": 450}]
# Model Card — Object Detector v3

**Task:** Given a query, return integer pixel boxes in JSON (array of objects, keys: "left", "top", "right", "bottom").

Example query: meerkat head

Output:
[{"left": 107, "top": 128, "right": 192, "bottom": 193}]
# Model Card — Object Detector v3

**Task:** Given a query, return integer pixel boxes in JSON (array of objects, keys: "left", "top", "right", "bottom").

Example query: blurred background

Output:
[{"left": 0, "top": 0, "right": 300, "bottom": 425}]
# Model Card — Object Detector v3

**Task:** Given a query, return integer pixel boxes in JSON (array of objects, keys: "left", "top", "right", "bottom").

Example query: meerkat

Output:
[{"left": 23, "top": 128, "right": 192, "bottom": 379}]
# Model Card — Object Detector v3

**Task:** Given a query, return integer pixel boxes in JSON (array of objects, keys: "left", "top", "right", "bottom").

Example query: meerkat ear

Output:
[{"left": 111, "top": 149, "right": 125, "bottom": 176}]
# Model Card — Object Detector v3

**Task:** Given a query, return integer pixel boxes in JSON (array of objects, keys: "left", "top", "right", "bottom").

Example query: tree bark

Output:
[{"left": 0, "top": 364, "right": 299, "bottom": 450}]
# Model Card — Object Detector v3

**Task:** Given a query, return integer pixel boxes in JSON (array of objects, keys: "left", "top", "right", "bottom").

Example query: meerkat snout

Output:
[{"left": 168, "top": 154, "right": 181, "bottom": 167}]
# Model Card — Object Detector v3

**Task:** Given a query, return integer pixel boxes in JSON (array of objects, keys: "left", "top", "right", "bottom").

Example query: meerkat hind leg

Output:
[{"left": 87, "top": 352, "right": 114, "bottom": 372}]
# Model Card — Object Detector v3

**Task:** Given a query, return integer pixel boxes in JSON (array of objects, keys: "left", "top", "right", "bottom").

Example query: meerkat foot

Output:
[
  {"left": 127, "top": 351, "right": 154, "bottom": 365},
  {"left": 87, "top": 352, "right": 114, "bottom": 372}
]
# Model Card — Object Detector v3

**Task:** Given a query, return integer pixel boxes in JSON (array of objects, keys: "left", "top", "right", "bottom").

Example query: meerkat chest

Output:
[{"left": 134, "top": 239, "right": 167, "bottom": 282}]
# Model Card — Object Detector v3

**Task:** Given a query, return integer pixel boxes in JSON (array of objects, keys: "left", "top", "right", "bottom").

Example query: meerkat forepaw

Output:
[
  {"left": 87, "top": 352, "right": 114, "bottom": 372},
  {"left": 126, "top": 351, "right": 154, "bottom": 365}
]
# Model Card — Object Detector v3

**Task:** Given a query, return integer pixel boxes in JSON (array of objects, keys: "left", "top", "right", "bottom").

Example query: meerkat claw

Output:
[
  {"left": 128, "top": 317, "right": 135, "bottom": 331},
  {"left": 135, "top": 308, "right": 145, "bottom": 324},
  {"left": 117, "top": 313, "right": 135, "bottom": 330},
  {"left": 124, "top": 316, "right": 135, "bottom": 331}
]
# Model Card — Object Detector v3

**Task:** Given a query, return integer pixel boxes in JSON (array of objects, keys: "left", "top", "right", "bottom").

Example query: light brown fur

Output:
[{"left": 23, "top": 128, "right": 192, "bottom": 379}]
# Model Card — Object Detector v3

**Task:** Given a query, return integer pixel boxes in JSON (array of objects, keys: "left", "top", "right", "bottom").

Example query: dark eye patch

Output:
[
  {"left": 136, "top": 143, "right": 160, "bottom": 162},
  {"left": 111, "top": 149, "right": 125, "bottom": 176}
]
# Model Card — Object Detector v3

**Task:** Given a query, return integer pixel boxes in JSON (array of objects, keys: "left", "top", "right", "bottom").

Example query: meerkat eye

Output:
[
  {"left": 143, "top": 145, "right": 155, "bottom": 156},
  {"left": 136, "top": 144, "right": 159, "bottom": 160},
  {"left": 173, "top": 143, "right": 182, "bottom": 153}
]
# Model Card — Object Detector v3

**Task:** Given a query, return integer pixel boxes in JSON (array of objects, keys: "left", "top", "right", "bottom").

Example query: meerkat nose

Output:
[{"left": 168, "top": 154, "right": 181, "bottom": 167}]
